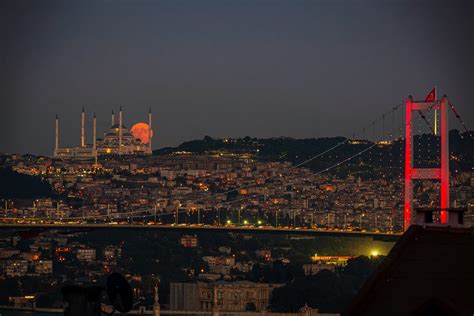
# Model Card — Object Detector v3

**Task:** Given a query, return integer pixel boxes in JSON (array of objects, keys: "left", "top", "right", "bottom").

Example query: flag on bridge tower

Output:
[
  {"left": 425, "top": 86, "right": 437, "bottom": 135},
  {"left": 424, "top": 87, "right": 436, "bottom": 102}
]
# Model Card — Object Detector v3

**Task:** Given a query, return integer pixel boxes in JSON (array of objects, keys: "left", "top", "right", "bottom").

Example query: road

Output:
[{"left": 0, "top": 222, "right": 401, "bottom": 240}]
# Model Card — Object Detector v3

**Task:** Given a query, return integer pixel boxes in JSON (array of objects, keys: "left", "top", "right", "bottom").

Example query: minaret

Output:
[
  {"left": 119, "top": 106, "right": 123, "bottom": 154},
  {"left": 55, "top": 114, "right": 59, "bottom": 155},
  {"left": 94, "top": 113, "right": 99, "bottom": 166},
  {"left": 93, "top": 112, "right": 97, "bottom": 150},
  {"left": 148, "top": 108, "right": 152, "bottom": 154},
  {"left": 81, "top": 107, "right": 85, "bottom": 147},
  {"left": 111, "top": 110, "right": 115, "bottom": 126},
  {"left": 152, "top": 283, "right": 160, "bottom": 316}
]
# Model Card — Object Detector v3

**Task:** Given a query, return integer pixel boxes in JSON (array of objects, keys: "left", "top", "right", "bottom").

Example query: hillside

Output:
[
  {"left": 154, "top": 130, "right": 474, "bottom": 178},
  {"left": 0, "top": 167, "right": 55, "bottom": 199}
]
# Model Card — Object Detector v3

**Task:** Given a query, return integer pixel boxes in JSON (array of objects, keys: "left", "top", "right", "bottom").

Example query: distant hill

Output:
[
  {"left": 154, "top": 130, "right": 474, "bottom": 178},
  {"left": 0, "top": 167, "right": 55, "bottom": 199}
]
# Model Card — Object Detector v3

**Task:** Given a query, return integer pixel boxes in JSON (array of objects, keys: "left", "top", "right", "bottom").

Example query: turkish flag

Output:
[{"left": 425, "top": 87, "right": 436, "bottom": 102}]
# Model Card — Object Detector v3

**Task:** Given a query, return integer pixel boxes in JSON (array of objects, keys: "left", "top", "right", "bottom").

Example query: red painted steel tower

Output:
[{"left": 404, "top": 95, "right": 450, "bottom": 230}]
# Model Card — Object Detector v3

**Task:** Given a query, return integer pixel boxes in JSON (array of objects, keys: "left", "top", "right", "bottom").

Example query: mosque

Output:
[{"left": 53, "top": 107, "right": 153, "bottom": 158}]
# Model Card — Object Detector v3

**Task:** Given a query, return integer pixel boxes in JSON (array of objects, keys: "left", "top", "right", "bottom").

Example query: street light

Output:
[{"left": 370, "top": 250, "right": 379, "bottom": 258}]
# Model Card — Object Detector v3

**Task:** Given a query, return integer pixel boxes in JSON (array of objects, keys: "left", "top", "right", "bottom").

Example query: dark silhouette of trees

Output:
[
  {"left": 153, "top": 131, "right": 474, "bottom": 177},
  {"left": 249, "top": 260, "right": 303, "bottom": 283},
  {"left": 0, "top": 167, "right": 54, "bottom": 199},
  {"left": 270, "top": 256, "right": 384, "bottom": 313}
]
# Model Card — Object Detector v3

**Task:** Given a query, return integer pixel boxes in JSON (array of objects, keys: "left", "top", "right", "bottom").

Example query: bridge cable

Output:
[
  {"left": 75, "top": 143, "right": 377, "bottom": 220},
  {"left": 448, "top": 101, "right": 470, "bottom": 135}
]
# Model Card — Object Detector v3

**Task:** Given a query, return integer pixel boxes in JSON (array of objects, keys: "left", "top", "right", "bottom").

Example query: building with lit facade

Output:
[
  {"left": 54, "top": 107, "right": 153, "bottom": 158},
  {"left": 170, "top": 281, "right": 283, "bottom": 312}
]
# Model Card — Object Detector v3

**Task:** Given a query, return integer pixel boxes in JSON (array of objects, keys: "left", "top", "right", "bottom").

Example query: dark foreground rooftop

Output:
[{"left": 345, "top": 225, "right": 474, "bottom": 316}]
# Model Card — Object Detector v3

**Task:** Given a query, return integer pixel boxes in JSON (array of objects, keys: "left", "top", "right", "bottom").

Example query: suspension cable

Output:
[
  {"left": 416, "top": 110, "right": 434, "bottom": 134},
  {"left": 20, "top": 103, "right": 405, "bottom": 221},
  {"left": 75, "top": 143, "right": 378, "bottom": 220},
  {"left": 448, "top": 101, "right": 470, "bottom": 134}
]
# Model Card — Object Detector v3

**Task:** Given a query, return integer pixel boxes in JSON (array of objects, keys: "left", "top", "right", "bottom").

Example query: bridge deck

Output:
[{"left": 0, "top": 223, "right": 401, "bottom": 240}]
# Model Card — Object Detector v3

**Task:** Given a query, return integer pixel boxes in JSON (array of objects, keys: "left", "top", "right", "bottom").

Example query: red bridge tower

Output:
[{"left": 404, "top": 94, "right": 450, "bottom": 230}]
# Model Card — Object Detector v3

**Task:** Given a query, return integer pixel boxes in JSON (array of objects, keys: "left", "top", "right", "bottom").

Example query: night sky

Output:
[{"left": 1, "top": 0, "right": 472, "bottom": 156}]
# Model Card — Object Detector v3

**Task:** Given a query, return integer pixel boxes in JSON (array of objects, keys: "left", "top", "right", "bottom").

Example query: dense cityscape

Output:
[
  {"left": 2, "top": 141, "right": 474, "bottom": 232},
  {"left": 0, "top": 129, "right": 473, "bottom": 314},
  {"left": 1, "top": 0, "right": 473, "bottom": 315}
]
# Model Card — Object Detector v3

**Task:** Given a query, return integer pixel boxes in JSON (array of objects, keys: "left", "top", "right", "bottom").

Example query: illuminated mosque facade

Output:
[{"left": 53, "top": 107, "right": 153, "bottom": 158}]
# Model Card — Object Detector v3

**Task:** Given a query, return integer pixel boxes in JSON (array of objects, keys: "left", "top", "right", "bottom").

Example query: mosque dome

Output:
[
  {"left": 111, "top": 123, "right": 127, "bottom": 129},
  {"left": 53, "top": 108, "right": 153, "bottom": 158}
]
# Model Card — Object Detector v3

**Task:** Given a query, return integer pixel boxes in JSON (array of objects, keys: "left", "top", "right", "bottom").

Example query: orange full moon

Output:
[{"left": 131, "top": 123, "right": 153, "bottom": 144}]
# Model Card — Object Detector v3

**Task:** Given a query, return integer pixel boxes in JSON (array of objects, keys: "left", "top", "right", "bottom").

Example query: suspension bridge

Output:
[{"left": 1, "top": 87, "right": 471, "bottom": 237}]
